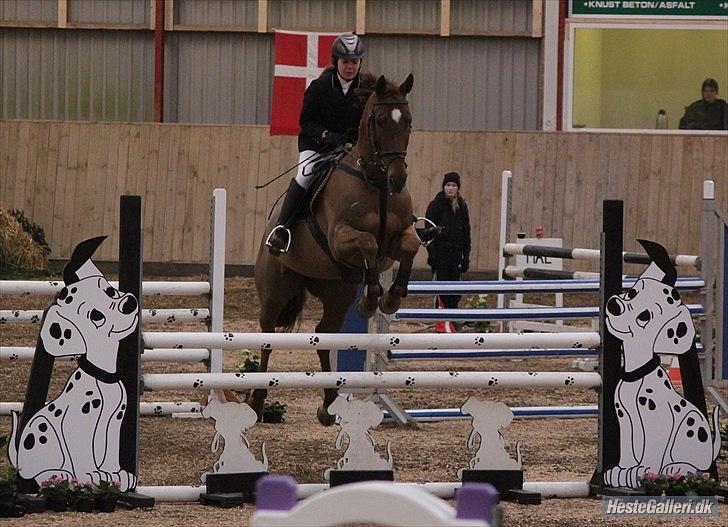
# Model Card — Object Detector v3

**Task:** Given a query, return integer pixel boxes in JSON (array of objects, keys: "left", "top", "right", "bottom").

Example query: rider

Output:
[{"left": 266, "top": 32, "right": 366, "bottom": 254}]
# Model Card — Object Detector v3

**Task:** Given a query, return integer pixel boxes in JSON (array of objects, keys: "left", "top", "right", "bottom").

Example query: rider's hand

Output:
[{"left": 322, "top": 130, "right": 345, "bottom": 147}]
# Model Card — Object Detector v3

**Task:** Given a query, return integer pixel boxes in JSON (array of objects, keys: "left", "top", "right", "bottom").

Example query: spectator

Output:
[
  {"left": 425, "top": 172, "right": 472, "bottom": 313},
  {"left": 678, "top": 78, "right": 728, "bottom": 131}
]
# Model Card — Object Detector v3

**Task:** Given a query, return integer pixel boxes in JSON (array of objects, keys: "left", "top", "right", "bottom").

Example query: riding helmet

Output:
[{"left": 332, "top": 33, "right": 364, "bottom": 62}]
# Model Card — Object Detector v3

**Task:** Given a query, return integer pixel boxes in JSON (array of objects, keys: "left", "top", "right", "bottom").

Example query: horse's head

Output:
[{"left": 356, "top": 73, "right": 414, "bottom": 194}]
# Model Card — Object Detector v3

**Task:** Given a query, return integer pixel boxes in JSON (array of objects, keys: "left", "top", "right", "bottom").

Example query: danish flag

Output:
[{"left": 270, "top": 30, "right": 340, "bottom": 135}]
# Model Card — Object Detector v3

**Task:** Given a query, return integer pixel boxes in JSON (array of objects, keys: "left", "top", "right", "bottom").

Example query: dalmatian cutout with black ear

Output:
[
  {"left": 603, "top": 240, "right": 720, "bottom": 489},
  {"left": 7, "top": 237, "right": 140, "bottom": 491}
]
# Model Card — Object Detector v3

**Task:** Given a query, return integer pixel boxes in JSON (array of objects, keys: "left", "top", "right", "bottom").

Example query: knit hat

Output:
[{"left": 442, "top": 171, "right": 460, "bottom": 188}]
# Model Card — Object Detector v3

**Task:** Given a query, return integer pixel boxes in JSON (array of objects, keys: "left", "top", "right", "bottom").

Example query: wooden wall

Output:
[{"left": 1, "top": 120, "right": 726, "bottom": 272}]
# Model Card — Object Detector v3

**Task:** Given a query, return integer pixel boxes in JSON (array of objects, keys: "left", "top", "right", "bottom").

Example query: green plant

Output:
[
  {"left": 69, "top": 481, "right": 95, "bottom": 503},
  {"left": 0, "top": 464, "right": 19, "bottom": 492},
  {"left": 640, "top": 471, "right": 718, "bottom": 496},
  {"left": 93, "top": 480, "right": 122, "bottom": 500},
  {"left": 462, "top": 295, "right": 492, "bottom": 333},
  {"left": 37, "top": 476, "right": 71, "bottom": 501},
  {"left": 262, "top": 401, "right": 287, "bottom": 423},
  {"left": 236, "top": 349, "right": 261, "bottom": 398},
  {"left": 9, "top": 209, "right": 51, "bottom": 254}
]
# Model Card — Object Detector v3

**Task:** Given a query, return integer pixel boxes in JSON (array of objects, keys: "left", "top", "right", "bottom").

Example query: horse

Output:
[{"left": 252, "top": 73, "right": 420, "bottom": 425}]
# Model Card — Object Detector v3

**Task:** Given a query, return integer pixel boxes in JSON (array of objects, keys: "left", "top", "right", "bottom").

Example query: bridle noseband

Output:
[{"left": 357, "top": 100, "right": 410, "bottom": 180}]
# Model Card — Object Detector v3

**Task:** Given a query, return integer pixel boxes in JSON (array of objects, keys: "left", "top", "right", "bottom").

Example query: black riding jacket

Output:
[
  {"left": 298, "top": 68, "right": 364, "bottom": 152},
  {"left": 425, "top": 191, "right": 472, "bottom": 271}
]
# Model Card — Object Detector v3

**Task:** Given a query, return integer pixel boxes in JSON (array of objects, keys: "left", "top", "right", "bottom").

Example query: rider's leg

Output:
[{"left": 266, "top": 150, "right": 321, "bottom": 254}]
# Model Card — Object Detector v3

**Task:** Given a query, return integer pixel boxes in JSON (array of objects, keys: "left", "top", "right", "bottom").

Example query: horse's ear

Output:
[
  {"left": 399, "top": 73, "right": 414, "bottom": 95},
  {"left": 375, "top": 75, "right": 387, "bottom": 96}
]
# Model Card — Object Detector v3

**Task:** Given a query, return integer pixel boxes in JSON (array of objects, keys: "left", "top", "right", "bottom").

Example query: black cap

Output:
[
  {"left": 442, "top": 171, "right": 461, "bottom": 188},
  {"left": 702, "top": 78, "right": 718, "bottom": 91}
]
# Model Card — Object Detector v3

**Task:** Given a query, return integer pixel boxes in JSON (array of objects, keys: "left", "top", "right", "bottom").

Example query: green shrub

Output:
[
  {"left": 9, "top": 209, "right": 51, "bottom": 254},
  {"left": 639, "top": 471, "right": 718, "bottom": 496}
]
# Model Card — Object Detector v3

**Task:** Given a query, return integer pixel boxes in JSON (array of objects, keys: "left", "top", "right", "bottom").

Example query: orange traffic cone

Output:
[
  {"left": 435, "top": 296, "right": 456, "bottom": 333},
  {"left": 668, "top": 356, "right": 682, "bottom": 385}
]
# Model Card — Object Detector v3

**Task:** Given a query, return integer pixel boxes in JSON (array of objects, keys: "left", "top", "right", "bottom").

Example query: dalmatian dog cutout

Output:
[
  {"left": 324, "top": 395, "right": 393, "bottom": 481},
  {"left": 457, "top": 398, "right": 522, "bottom": 479},
  {"left": 603, "top": 239, "right": 721, "bottom": 488},
  {"left": 7, "top": 237, "right": 140, "bottom": 491},
  {"left": 200, "top": 390, "right": 268, "bottom": 482}
]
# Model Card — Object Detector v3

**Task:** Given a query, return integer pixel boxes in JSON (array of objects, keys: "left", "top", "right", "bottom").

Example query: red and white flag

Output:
[{"left": 270, "top": 30, "right": 340, "bottom": 136}]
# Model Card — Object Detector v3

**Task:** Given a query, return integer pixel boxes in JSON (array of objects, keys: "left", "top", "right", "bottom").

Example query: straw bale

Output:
[{"left": 0, "top": 207, "right": 48, "bottom": 270}]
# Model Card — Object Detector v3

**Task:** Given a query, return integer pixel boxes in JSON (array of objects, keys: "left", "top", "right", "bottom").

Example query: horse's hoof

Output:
[
  {"left": 317, "top": 405, "right": 336, "bottom": 426},
  {"left": 378, "top": 295, "right": 400, "bottom": 315}
]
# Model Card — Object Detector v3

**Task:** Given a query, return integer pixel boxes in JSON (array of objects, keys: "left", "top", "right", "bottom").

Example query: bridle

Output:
[{"left": 356, "top": 99, "right": 410, "bottom": 182}]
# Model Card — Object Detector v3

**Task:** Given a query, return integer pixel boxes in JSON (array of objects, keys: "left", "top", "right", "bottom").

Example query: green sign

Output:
[{"left": 571, "top": 1, "right": 728, "bottom": 17}]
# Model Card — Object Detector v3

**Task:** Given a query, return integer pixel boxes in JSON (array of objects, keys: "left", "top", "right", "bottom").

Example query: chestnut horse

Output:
[{"left": 252, "top": 73, "right": 420, "bottom": 425}]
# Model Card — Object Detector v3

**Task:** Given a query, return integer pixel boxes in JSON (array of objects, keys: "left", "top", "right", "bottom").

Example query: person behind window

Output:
[
  {"left": 266, "top": 33, "right": 365, "bottom": 254},
  {"left": 425, "top": 172, "right": 471, "bottom": 312},
  {"left": 678, "top": 78, "right": 728, "bottom": 131}
]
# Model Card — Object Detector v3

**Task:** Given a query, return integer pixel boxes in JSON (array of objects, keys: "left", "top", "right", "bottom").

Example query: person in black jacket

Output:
[
  {"left": 266, "top": 33, "right": 366, "bottom": 254},
  {"left": 425, "top": 172, "right": 471, "bottom": 309},
  {"left": 679, "top": 78, "right": 728, "bottom": 131}
]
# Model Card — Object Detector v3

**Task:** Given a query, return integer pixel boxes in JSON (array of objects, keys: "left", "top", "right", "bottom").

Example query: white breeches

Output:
[{"left": 294, "top": 150, "right": 323, "bottom": 189}]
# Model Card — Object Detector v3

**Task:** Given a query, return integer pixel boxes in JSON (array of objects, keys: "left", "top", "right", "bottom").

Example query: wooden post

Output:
[
  {"left": 57, "top": 0, "right": 67, "bottom": 28},
  {"left": 356, "top": 0, "right": 366, "bottom": 35},
  {"left": 258, "top": 0, "right": 268, "bottom": 33},
  {"left": 440, "top": 0, "right": 450, "bottom": 37},
  {"left": 531, "top": 0, "right": 543, "bottom": 37}
]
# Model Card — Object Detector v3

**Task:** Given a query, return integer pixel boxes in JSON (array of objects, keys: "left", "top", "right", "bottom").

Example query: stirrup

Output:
[{"left": 265, "top": 225, "right": 292, "bottom": 253}]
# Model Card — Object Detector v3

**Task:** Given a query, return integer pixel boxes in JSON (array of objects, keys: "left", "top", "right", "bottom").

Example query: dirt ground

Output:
[{"left": 0, "top": 276, "right": 725, "bottom": 526}]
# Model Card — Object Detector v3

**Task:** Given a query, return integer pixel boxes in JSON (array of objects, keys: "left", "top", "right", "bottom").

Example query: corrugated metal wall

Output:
[
  {"left": 1, "top": 0, "right": 541, "bottom": 130},
  {"left": 1, "top": 29, "right": 154, "bottom": 121}
]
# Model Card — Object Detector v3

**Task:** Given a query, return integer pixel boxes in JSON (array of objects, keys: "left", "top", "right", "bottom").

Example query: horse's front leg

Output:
[
  {"left": 379, "top": 225, "right": 420, "bottom": 314},
  {"left": 332, "top": 224, "right": 382, "bottom": 318}
]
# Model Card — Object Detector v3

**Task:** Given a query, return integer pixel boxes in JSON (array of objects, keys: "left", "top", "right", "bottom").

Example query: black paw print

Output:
[
  {"left": 528, "top": 372, "right": 537, "bottom": 376},
  {"left": 448, "top": 371, "right": 459, "bottom": 377},
  {"left": 347, "top": 345, "right": 359, "bottom": 350},
  {"left": 153, "top": 406, "right": 163, "bottom": 415},
  {"left": 474, "top": 337, "right": 485, "bottom": 346},
  {"left": 309, "top": 336, "right": 320, "bottom": 345},
  {"left": 261, "top": 343, "right": 272, "bottom": 350},
  {"left": 405, "top": 376, "right": 415, "bottom": 386},
  {"left": 488, "top": 377, "right": 498, "bottom": 386},
  {"left": 268, "top": 378, "right": 279, "bottom": 387},
  {"left": 191, "top": 309, "right": 199, "bottom": 316},
  {"left": 174, "top": 344, "right": 183, "bottom": 349},
  {"left": 224, "top": 333, "right": 234, "bottom": 342},
  {"left": 336, "top": 377, "right": 347, "bottom": 386},
  {"left": 150, "top": 309, "right": 157, "bottom": 316},
  {"left": 305, "top": 372, "right": 315, "bottom": 376},
  {"left": 0, "top": 317, "right": 6, "bottom": 324},
  {"left": 13, "top": 311, "right": 20, "bottom": 318},
  {"left": 235, "top": 372, "right": 244, "bottom": 378},
  {"left": 10, "top": 354, "right": 18, "bottom": 360},
  {"left": 572, "top": 342, "right": 583, "bottom": 348},
  {"left": 50, "top": 281, "right": 59, "bottom": 286},
  {"left": 564, "top": 376, "right": 575, "bottom": 386},
  {"left": 389, "top": 337, "right": 401, "bottom": 346},
  {"left": 166, "top": 315, "right": 176, "bottom": 323},
  {"left": 372, "top": 371, "right": 383, "bottom": 376},
  {"left": 30, "top": 314, "right": 40, "bottom": 324},
  {"left": 193, "top": 378, "right": 205, "bottom": 388}
]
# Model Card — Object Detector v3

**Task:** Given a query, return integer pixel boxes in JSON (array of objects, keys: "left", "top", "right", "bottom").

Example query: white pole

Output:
[
  {"left": 142, "top": 331, "right": 601, "bottom": 351},
  {"left": 496, "top": 171, "right": 512, "bottom": 333},
  {"left": 208, "top": 189, "right": 226, "bottom": 375},
  {"left": 0, "top": 309, "right": 209, "bottom": 324},
  {"left": 142, "top": 371, "right": 602, "bottom": 391},
  {"left": 1, "top": 347, "right": 210, "bottom": 363},
  {"left": 0, "top": 280, "right": 210, "bottom": 296}
]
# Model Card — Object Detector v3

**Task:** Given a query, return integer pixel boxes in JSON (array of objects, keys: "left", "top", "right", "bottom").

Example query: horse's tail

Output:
[{"left": 276, "top": 290, "right": 306, "bottom": 331}]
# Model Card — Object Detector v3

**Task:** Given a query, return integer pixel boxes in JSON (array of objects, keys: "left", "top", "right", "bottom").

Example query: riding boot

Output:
[{"left": 266, "top": 178, "right": 308, "bottom": 254}]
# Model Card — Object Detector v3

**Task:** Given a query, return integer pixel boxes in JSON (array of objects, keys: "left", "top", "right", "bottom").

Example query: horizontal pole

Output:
[
  {"left": 503, "top": 243, "right": 700, "bottom": 268},
  {"left": 1, "top": 347, "right": 210, "bottom": 362},
  {"left": 393, "top": 304, "right": 703, "bottom": 322},
  {"left": 143, "top": 331, "right": 602, "bottom": 351},
  {"left": 1, "top": 401, "right": 201, "bottom": 416},
  {"left": 389, "top": 348, "right": 599, "bottom": 360},
  {"left": 136, "top": 481, "right": 590, "bottom": 502},
  {"left": 0, "top": 308, "right": 210, "bottom": 325},
  {"left": 0, "top": 280, "right": 210, "bottom": 296},
  {"left": 142, "top": 371, "right": 602, "bottom": 391},
  {"left": 412, "top": 276, "right": 704, "bottom": 293},
  {"left": 384, "top": 405, "right": 599, "bottom": 421},
  {"left": 504, "top": 266, "right": 599, "bottom": 280}
]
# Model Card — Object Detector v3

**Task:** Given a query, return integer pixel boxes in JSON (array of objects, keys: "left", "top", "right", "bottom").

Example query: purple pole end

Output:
[
  {"left": 456, "top": 483, "right": 499, "bottom": 524},
  {"left": 255, "top": 475, "right": 298, "bottom": 511}
]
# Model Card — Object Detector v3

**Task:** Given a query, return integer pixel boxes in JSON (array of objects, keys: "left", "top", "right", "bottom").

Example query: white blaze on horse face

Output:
[{"left": 391, "top": 108, "right": 402, "bottom": 123}]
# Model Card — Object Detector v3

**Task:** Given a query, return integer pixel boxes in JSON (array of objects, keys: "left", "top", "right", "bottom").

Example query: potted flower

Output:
[
  {"left": 640, "top": 470, "right": 718, "bottom": 496},
  {"left": 68, "top": 481, "right": 95, "bottom": 512},
  {"left": 37, "top": 476, "right": 71, "bottom": 512},
  {"left": 93, "top": 480, "right": 121, "bottom": 512}
]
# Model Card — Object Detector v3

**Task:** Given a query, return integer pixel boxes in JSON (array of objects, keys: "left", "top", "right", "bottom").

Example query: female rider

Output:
[{"left": 266, "top": 33, "right": 366, "bottom": 254}]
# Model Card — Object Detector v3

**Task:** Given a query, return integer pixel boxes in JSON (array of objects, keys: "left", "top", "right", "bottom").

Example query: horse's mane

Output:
[{"left": 355, "top": 72, "right": 401, "bottom": 105}]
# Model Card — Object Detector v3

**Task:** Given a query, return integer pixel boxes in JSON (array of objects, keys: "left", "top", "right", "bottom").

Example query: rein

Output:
[{"left": 358, "top": 100, "right": 409, "bottom": 178}]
